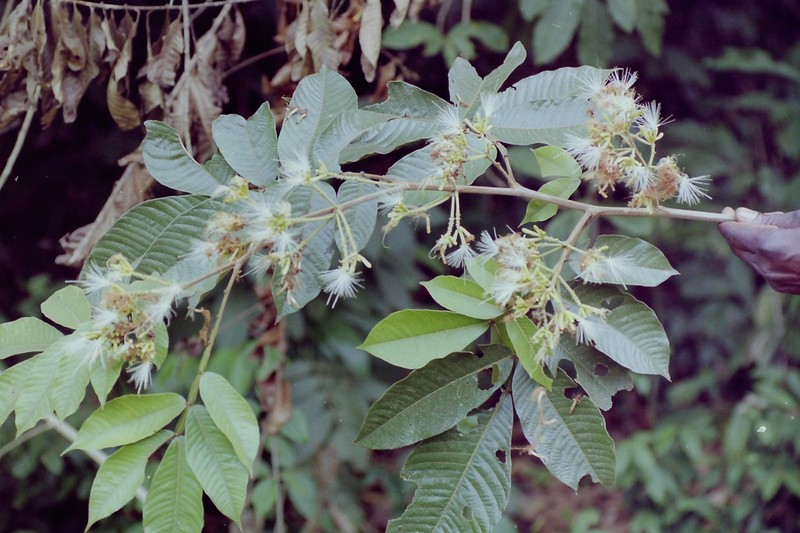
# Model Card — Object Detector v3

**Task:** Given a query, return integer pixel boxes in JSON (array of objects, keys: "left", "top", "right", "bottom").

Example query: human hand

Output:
[{"left": 718, "top": 207, "right": 800, "bottom": 294}]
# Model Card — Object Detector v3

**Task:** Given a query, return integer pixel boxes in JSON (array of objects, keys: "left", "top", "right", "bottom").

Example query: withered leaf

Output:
[
  {"left": 107, "top": 75, "right": 141, "bottom": 130},
  {"left": 144, "top": 16, "right": 183, "bottom": 88},
  {"left": 0, "top": 90, "right": 28, "bottom": 131},
  {"left": 358, "top": 0, "right": 383, "bottom": 83},
  {"left": 307, "top": 0, "right": 338, "bottom": 72},
  {"left": 390, "top": 0, "right": 411, "bottom": 27},
  {"left": 51, "top": 6, "right": 99, "bottom": 123}
]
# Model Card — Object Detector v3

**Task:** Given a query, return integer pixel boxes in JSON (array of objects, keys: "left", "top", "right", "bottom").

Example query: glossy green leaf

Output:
[
  {"left": 532, "top": 145, "right": 583, "bottom": 179},
  {"left": 143, "top": 437, "right": 203, "bottom": 533},
  {"left": 185, "top": 405, "right": 248, "bottom": 526},
  {"left": 40, "top": 285, "right": 91, "bottom": 329},
  {"left": 578, "top": 0, "right": 613, "bottom": 67},
  {"left": 522, "top": 177, "right": 581, "bottom": 224},
  {"left": 358, "top": 310, "right": 490, "bottom": 369},
  {"left": 554, "top": 340, "right": 632, "bottom": 411},
  {"left": 344, "top": 82, "right": 449, "bottom": 162},
  {"left": 533, "top": 0, "right": 584, "bottom": 64},
  {"left": 573, "top": 285, "right": 670, "bottom": 377},
  {"left": 0, "top": 317, "right": 62, "bottom": 359},
  {"left": 67, "top": 393, "right": 186, "bottom": 451},
  {"left": 356, "top": 345, "right": 514, "bottom": 449},
  {"left": 513, "top": 367, "right": 615, "bottom": 490},
  {"left": 277, "top": 70, "right": 357, "bottom": 169},
  {"left": 502, "top": 317, "right": 553, "bottom": 388},
  {"left": 607, "top": 0, "right": 638, "bottom": 32},
  {"left": 211, "top": 102, "right": 278, "bottom": 186},
  {"left": 421, "top": 276, "right": 503, "bottom": 320},
  {"left": 576, "top": 235, "right": 679, "bottom": 287},
  {"left": 387, "top": 394, "right": 513, "bottom": 532},
  {"left": 143, "top": 121, "right": 226, "bottom": 195},
  {"left": 85, "top": 195, "right": 224, "bottom": 278},
  {"left": 199, "top": 372, "right": 259, "bottom": 475},
  {"left": 87, "top": 430, "right": 172, "bottom": 529},
  {"left": 336, "top": 180, "right": 378, "bottom": 255}
]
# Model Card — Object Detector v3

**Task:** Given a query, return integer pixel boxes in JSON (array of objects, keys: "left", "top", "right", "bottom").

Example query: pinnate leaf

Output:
[
  {"left": 143, "top": 436, "right": 203, "bottom": 533},
  {"left": 199, "top": 372, "right": 259, "bottom": 475},
  {"left": 67, "top": 393, "right": 186, "bottom": 451},
  {"left": 387, "top": 394, "right": 513, "bottom": 532},
  {"left": 88, "top": 430, "right": 173, "bottom": 529},
  {"left": 356, "top": 345, "right": 514, "bottom": 449},
  {"left": 513, "top": 367, "right": 615, "bottom": 490},
  {"left": 358, "top": 310, "right": 490, "bottom": 369}
]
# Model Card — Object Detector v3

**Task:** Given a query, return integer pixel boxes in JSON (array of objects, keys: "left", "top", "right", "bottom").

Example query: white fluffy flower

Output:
[
  {"left": 127, "top": 361, "right": 153, "bottom": 394},
  {"left": 564, "top": 134, "right": 604, "bottom": 171},
  {"left": 63, "top": 332, "right": 105, "bottom": 367},
  {"left": 280, "top": 158, "right": 311, "bottom": 188},
  {"left": 445, "top": 243, "right": 475, "bottom": 268},
  {"left": 624, "top": 164, "right": 655, "bottom": 192},
  {"left": 321, "top": 267, "right": 363, "bottom": 307},
  {"left": 79, "top": 263, "right": 118, "bottom": 296},
  {"left": 575, "top": 315, "right": 605, "bottom": 346},
  {"left": 145, "top": 283, "right": 184, "bottom": 325},
  {"left": 436, "top": 104, "right": 464, "bottom": 135},
  {"left": 476, "top": 231, "right": 499, "bottom": 257},
  {"left": 676, "top": 175, "right": 712, "bottom": 205}
]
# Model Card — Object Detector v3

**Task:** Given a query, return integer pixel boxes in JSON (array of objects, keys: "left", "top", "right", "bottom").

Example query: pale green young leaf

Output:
[
  {"left": 211, "top": 102, "right": 278, "bottom": 186},
  {"left": 51, "top": 348, "right": 92, "bottom": 420},
  {"left": 495, "top": 65, "right": 607, "bottom": 107},
  {"left": 513, "top": 367, "right": 615, "bottom": 489},
  {"left": 143, "top": 121, "right": 226, "bottom": 195},
  {"left": 185, "top": 405, "right": 248, "bottom": 526},
  {"left": 387, "top": 394, "right": 513, "bottom": 532},
  {"left": 532, "top": 145, "right": 583, "bottom": 179},
  {"left": 143, "top": 436, "right": 203, "bottom": 533},
  {"left": 464, "top": 255, "right": 500, "bottom": 293},
  {"left": 277, "top": 70, "right": 357, "bottom": 169},
  {"left": 0, "top": 317, "right": 62, "bottom": 359},
  {"left": 15, "top": 346, "right": 60, "bottom": 435},
  {"left": 554, "top": 340, "right": 632, "bottom": 411},
  {"left": 607, "top": 0, "right": 638, "bottom": 32},
  {"left": 578, "top": 0, "right": 613, "bottom": 67},
  {"left": 522, "top": 177, "right": 581, "bottom": 224},
  {"left": 356, "top": 345, "right": 514, "bottom": 449},
  {"left": 313, "top": 109, "right": 391, "bottom": 171},
  {"left": 343, "top": 82, "right": 449, "bottom": 162},
  {"left": 576, "top": 235, "right": 679, "bottom": 287},
  {"left": 199, "top": 372, "right": 259, "bottom": 475},
  {"left": 574, "top": 285, "right": 670, "bottom": 377},
  {"left": 358, "top": 310, "right": 490, "bottom": 369},
  {"left": 420, "top": 276, "right": 503, "bottom": 320},
  {"left": 0, "top": 358, "right": 36, "bottom": 426},
  {"left": 67, "top": 393, "right": 186, "bottom": 451},
  {"left": 336, "top": 180, "right": 378, "bottom": 255},
  {"left": 87, "top": 429, "right": 173, "bottom": 530},
  {"left": 152, "top": 321, "right": 169, "bottom": 369},
  {"left": 502, "top": 317, "right": 553, "bottom": 388},
  {"left": 40, "top": 285, "right": 91, "bottom": 329},
  {"left": 533, "top": 0, "right": 584, "bottom": 64},
  {"left": 91, "top": 358, "right": 124, "bottom": 407},
  {"left": 84, "top": 195, "right": 224, "bottom": 278}
]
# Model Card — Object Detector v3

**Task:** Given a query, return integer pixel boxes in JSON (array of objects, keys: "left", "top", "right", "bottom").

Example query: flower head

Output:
[
  {"left": 676, "top": 175, "right": 712, "bottom": 205},
  {"left": 127, "top": 361, "right": 153, "bottom": 394},
  {"left": 320, "top": 266, "right": 363, "bottom": 307},
  {"left": 445, "top": 243, "right": 475, "bottom": 268},
  {"left": 436, "top": 104, "right": 464, "bottom": 135}
]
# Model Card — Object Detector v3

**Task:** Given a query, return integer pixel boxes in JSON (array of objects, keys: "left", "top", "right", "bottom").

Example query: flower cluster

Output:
[
  {"left": 68, "top": 255, "right": 186, "bottom": 393},
  {"left": 566, "top": 69, "right": 711, "bottom": 208}
]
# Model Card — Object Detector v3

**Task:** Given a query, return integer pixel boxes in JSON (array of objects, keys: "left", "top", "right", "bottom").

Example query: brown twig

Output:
[
  {"left": 57, "top": 0, "right": 260, "bottom": 11},
  {"left": 0, "top": 85, "right": 41, "bottom": 192}
]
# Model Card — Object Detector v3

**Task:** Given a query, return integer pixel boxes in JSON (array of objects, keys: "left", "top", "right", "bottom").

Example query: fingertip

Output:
[{"left": 735, "top": 207, "right": 760, "bottom": 222}]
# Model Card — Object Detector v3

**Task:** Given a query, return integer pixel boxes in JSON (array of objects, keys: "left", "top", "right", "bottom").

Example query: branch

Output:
[
  {"left": 0, "top": 85, "right": 41, "bottom": 192},
  {"left": 57, "top": 0, "right": 260, "bottom": 11}
]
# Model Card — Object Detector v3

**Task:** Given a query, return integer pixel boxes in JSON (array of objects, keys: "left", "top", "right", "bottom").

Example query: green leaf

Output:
[
  {"left": 513, "top": 367, "right": 615, "bottom": 490},
  {"left": 464, "top": 255, "right": 500, "bottom": 293},
  {"left": 705, "top": 47, "right": 800, "bottom": 84},
  {"left": 336, "top": 180, "right": 378, "bottom": 255},
  {"left": 382, "top": 20, "right": 444, "bottom": 55},
  {"left": 185, "top": 405, "right": 248, "bottom": 526},
  {"left": 313, "top": 109, "right": 392, "bottom": 171},
  {"left": 356, "top": 345, "right": 514, "bottom": 449},
  {"left": 143, "top": 436, "right": 204, "bottom": 533},
  {"left": 482, "top": 41, "right": 527, "bottom": 95},
  {"left": 0, "top": 358, "right": 36, "bottom": 426},
  {"left": 522, "top": 177, "right": 581, "bottom": 224},
  {"left": 553, "top": 340, "right": 632, "bottom": 411},
  {"left": 91, "top": 358, "right": 124, "bottom": 407},
  {"left": 51, "top": 346, "right": 91, "bottom": 420},
  {"left": 458, "top": 21, "right": 509, "bottom": 53},
  {"left": 501, "top": 317, "right": 553, "bottom": 388},
  {"left": 421, "top": 276, "right": 503, "bottom": 320},
  {"left": 272, "top": 233, "right": 333, "bottom": 319},
  {"left": 283, "top": 470, "right": 319, "bottom": 520},
  {"left": 211, "top": 102, "right": 278, "bottom": 186},
  {"left": 40, "top": 285, "right": 91, "bottom": 329},
  {"left": 358, "top": 310, "right": 490, "bottom": 369},
  {"left": 532, "top": 145, "right": 583, "bottom": 179},
  {"left": 199, "top": 372, "right": 259, "bottom": 475},
  {"left": 387, "top": 394, "right": 513, "bottom": 533},
  {"left": 573, "top": 285, "right": 670, "bottom": 377},
  {"left": 519, "top": 0, "right": 549, "bottom": 21},
  {"left": 344, "top": 82, "right": 449, "bottom": 163},
  {"left": 607, "top": 0, "right": 638, "bottom": 32},
  {"left": 85, "top": 195, "right": 224, "bottom": 278},
  {"left": 277, "top": 70, "right": 357, "bottom": 169},
  {"left": 576, "top": 235, "right": 679, "bottom": 287},
  {"left": 143, "top": 121, "right": 226, "bottom": 196},
  {"left": 578, "top": 0, "right": 613, "bottom": 67},
  {"left": 87, "top": 430, "right": 173, "bottom": 530},
  {"left": 15, "top": 346, "right": 60, "bottom": 435},
  {"left": 0, "top": 317, "right": 62, "bottom": 359},
  {"left": 635, "top": 0, "right": 667, "bottom": 56},
  {"left": 533, "top": 0, "right": 585, "bottom": 64},
  {"left": 67, "top": 393, "right": 186, "bottom": 451}
]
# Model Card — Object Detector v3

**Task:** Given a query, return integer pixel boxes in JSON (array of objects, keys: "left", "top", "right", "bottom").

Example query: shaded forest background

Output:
[{"left": 1, "top": 0, "right": 800, "bottom": 531}]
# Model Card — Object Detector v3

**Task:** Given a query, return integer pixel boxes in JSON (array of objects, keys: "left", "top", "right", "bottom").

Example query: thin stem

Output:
[
  {"left": 552, "top": 210, "right": 594, "bottom": 282},
  {"left": 181, "top": 0, "right": 193, "bottom": 155},
  {"left": 57, "top": 0, "right": 259, "bottom": 11},
  {"left": 223, "top": 46, "right": 285, "bottom": 79},
  {"left": 0, "top": 84, "right": 41, "bottom": 192},
  {"left": 177, "top": 259, "right": 242, "bottom": 433}
]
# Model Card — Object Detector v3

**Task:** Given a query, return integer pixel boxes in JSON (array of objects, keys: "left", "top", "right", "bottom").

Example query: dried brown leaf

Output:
[
  {"left": 307, "top": 0, "right": 338, "bottom": 71},
  {"left": 0, "top": 0, "right": 34, "bottom": 73},
  {"left": 107, "top": 75, "right": 141, "bottom": 130},
  {"left": 143, "top": 17, "right": 183, "bottom": 88},
  {"left": 263, "top": 373, "right": 293, "bottom": 436},
  {"left": 51, "top": 6, "right": 99, "bottom": 123},
  {"left": 390, "top": 0, "right": 411, "bottom": 27},
  {"left": 0, "top": 90, "right": 28, "bottom": 131},
  {"left": 358, "top": 0, "right": 383, "bottom": 83},
  {"left": 294, "top": 0, "right": 310, "bottom": 58},
  {"left": 138, "top": 80, "right": 163, "bottom": 114},
  {"left": 57, "top": 154, "right": 153, "bottom": 266}
]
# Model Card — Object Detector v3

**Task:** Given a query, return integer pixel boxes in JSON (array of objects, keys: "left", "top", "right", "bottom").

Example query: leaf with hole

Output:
[{"left": 554, "top": 339, "right": 632, "bottom": 411}]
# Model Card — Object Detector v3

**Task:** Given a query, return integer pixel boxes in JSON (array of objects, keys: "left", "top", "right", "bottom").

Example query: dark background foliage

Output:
[{"left": 2, "top": 0, "right": 800, "bottom": 531}]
